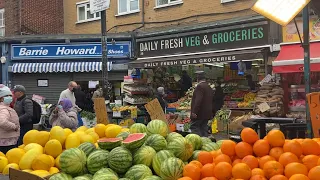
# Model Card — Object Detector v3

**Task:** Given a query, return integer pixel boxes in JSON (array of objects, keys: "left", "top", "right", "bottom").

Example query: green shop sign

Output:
[{"left": 138, "top": 23, "right": 269, "bottom": 58}]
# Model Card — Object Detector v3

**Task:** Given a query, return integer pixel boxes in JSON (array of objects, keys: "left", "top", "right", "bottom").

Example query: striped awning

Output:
[{"left": 12, "top": 62, "right": 112, "bottom": 73}]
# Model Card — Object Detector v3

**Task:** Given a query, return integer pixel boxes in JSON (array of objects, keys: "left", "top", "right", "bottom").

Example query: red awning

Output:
[{"left": 272, "top": 42, "right": 320, "bottom": 73}]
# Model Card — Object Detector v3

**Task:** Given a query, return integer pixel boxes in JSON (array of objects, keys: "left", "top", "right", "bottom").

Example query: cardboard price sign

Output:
[
  {"left": 257, "top": 102, "right": 270, "bottom": 113},
  {"left": 94, "top": 98, "right": 109, "bottom": 125},
  {"left": 145, "top": 98, "right": 166, "bottom": 122},
  {"left": 307, "top": 92, "right": 320, "bottom": 138}
]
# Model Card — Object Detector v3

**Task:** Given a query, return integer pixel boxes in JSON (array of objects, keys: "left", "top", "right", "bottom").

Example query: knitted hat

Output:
[
  {"left": 13, "top": 85, "right": 26, "bottom": 93},
  {"left": 0, "top": 84, "right": 12, "bottom": 98}
]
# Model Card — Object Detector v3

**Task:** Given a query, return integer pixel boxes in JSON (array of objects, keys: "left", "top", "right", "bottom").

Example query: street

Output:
[{"left": 0, "top": 175, "right": 8, "bottom": 180}]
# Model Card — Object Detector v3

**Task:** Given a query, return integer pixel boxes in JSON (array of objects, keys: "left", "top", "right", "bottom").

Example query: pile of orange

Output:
[{"left": 179, "top": 128, "right": 320, "bottom": 180}]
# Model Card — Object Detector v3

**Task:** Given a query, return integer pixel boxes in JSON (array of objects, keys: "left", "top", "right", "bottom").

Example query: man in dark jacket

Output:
[
  {"left": 180, "top": 70, "right": 192, "bottom": 95},
  {"left": 213, "top": 80, "right": 225, "bottom": 114},
  {"left": 190, "top": 72, "right": 214, "bottom": 137},
  {"left": 156, "top": 87, "right": 167, "bottom": 112},
  {"left": 13, "top": 85, "right": 33, "bottom": 145},
  {"left": 74, "top": 85, "right": 86, "bottom": 110}
]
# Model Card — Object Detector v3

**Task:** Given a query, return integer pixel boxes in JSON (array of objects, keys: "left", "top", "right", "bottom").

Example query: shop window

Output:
[
  {"left": 221, "top": 0, "right": 236, "bottom": 3},
  {"left": 118, "top": 0, "right": 139, "bottom": 15},
  {"left": 0, "top": 9, "right": 5, "bottom": 37},
  {"left": 156, "top": 0, "right": 183, "bottom": 8},
  {"left": 76, "top": 2, "right": 101, "bottom": 23}
]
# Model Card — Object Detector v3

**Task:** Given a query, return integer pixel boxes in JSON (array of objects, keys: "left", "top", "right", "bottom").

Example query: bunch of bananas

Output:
[
  {"left": 112, "top": 106, "right": 136, "bottom": 112},
  {"left": 244, "top": 92, "right": 256, "bottom": 102}
]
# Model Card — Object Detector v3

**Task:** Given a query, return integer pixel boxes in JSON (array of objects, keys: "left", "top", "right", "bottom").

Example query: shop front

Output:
[{"left": 8, "top": 38, "right": 132, "bottom": 104}]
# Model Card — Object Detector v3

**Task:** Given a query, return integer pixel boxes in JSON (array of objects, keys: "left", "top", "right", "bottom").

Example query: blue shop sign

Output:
[{"left": 11, "top": 42, "right": 131, "bottom": 60}]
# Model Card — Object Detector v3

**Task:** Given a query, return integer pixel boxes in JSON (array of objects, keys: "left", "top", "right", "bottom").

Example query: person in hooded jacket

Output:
[{"left": 49, "top": 98, "right": 79, "bottom": 130}]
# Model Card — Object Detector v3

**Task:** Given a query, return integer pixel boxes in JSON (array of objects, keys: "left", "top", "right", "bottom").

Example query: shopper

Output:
[
  {"left": 190, "top": 72, "right": 214, "bottom": 137},
  {"left": 180, "top": 70, "right": 192, "bottom": 95},
  {"left": 13, "top": 85, "right": 33, "bottom": 146},
  {"left": 246, "top": 74, "right": 256, "bottom": 90},
  {"left": 156, "top": 87, "right": 167, "bottom": 112},
  {"left": 213, "top": 80, "right": 225, "bottom": 114},
  {"left": 59, "top": 81, "right": 78, "bottom": 105},
  {"left": 74, "top": 85, "right": 86, "bottom": 110},
  {"left": 92, "top": 84, "right": 103, "bottom": 100},
  {"left": 49, "top": 98, "right": 78, "bottom": 130},
  {"left": 0, "top": 85, "right": 20, "bottom": 153}
]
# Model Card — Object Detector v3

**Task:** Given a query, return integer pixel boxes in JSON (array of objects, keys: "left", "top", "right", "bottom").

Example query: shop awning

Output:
[
  {"left": 129, "top": 48, "right": 263, "bottom": 68},
  {"left": 272, "top": 42, "right": 320, "bottom": 73},
  {"left": 12, "top": 62, "right": 112, "bottom": 73}
]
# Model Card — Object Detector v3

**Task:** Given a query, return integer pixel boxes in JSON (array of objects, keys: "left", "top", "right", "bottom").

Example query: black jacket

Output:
[
  {"left": 156, "top": 94, "right": 167, "bottom": 112},
  {"left": 74, "top": 89, "right": 86, "bottom": 110},
  {"left": 213, "top": 86, "right": 224, "bottom": 113}
]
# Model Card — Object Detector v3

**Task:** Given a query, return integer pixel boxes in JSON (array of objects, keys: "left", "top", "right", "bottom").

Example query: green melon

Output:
[
  {"left": 146, "top": 120, "right": 168, "bottom": 137},
  {"left": 133, "top": 146, "right": 156, "bottom": 167},
  {"left": 201, "top": 137, "right": 212, "bottom": 145},
  {"left": 119, "top": 179, "right": 131, "bottom": 180},
  {"left": 202, "top": 142, "right": 219, "bottom": 151},
  {"left": 87, "top": 149, "right": 109, "bottom": 174},
  {"left": 59, "top": 148, "right": 87, "bottom": 176},
  {"left": 98, "top": 137, "right": 122, "bottom": 150},
  {"left": 93, "top": 168, "right": 118, "bottom": 179},
  {"left": 116, "top": 131, "right": 130, "bottom": 139},
  {"left": 123, "top": 133, "right": 147, "bottom": 150},
  {"left": 130, "top": 123, "right": 147, "bottom": 133},
  {"left": 185, "top": 134, "right": 202, "bottom": 150},
  {"left": 48, "top": 172, "right": 72, "bottom": 180},
  {"left": 216, "top": 140, "right": 224, "bottom": 148},
  {"left": 189, "top": 150, "right": 201, "bottom": 161},
  {"left": 166, "top": 132, "right": 183, "bottom": 143},
  {"left": 167, "top": 137, "right": 194, "bottom": 162},
  {"left": 124, "top": 164, "right": 153, "bottom": 180},
  {"left": 160, "top": 157, "right": 185, "bottom": 180},
  {"left": 152, "top": 150, "right": 175, "bottom": 176},
  {"left": 142, "top": 175, "right": 162, "bottom": 180},
  {"left": 107, "top": 146, "right": 133, "bottom": 174},
  {"left": 92, "top": 173, "right": 118, "bottom": 180},
  {"left": 78, "top": 142, "right": 96, "bottom": 157},
  {"left": 144, "top": 134, "right": 167, "bottom": 151},
  {"left": 73, "top": 175, "right": 91, "bottom": 180}
]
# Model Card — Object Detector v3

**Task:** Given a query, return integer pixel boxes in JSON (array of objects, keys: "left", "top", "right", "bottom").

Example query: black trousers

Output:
[
  {"left": 190, "top": 119, "right": 209, "bottom": 137},
  {"left": 0, "top": 145, "right": 16, "bottom": 154}
]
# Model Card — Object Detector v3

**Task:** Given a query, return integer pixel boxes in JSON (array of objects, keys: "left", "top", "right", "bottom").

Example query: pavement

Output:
[{"left": 0, "top": 175, "right": 9, "bottom": 180}]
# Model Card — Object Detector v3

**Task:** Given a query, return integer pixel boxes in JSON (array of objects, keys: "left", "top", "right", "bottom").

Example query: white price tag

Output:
[
  {"left": 257, "top": 102, "right": 270, "bottom": 113},
  {"left": 113, "top": 111, "right": 121, "bottom": 117}
]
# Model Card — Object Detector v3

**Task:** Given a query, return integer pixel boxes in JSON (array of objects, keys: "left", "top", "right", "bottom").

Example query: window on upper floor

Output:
[
  {"left": 77, "top": 1, "right": 101, "bottom": 23},
  {"left": 221, "top": 0, "right": 236, "bottom": 3},
  {"left": 0, "top": 9, "right": 5, "bottom": 37},
  {"left": 118, "top": 0, "right": 139, "bottom": 15},
  {"left": 156, "top": 0, "right": 182, "bottom": 7}
]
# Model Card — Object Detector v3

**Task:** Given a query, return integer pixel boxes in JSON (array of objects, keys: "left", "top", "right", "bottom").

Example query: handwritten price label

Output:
[
  {"left": 257, "top": 102, "right": 270, "bottom": 113},
  {"left": 145, "top": 99, "right": 166, "bottom": 123}
]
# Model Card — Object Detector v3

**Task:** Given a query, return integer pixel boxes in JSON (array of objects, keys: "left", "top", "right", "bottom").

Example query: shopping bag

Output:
[
  {"left": 77, "top": 112, "right": 84, "bottom": 127},
  {"left": 211, "top": 118, "right": 218, "bottom": 134}
]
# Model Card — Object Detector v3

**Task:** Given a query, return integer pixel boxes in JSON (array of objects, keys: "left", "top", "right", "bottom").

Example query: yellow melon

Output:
[
  {"left": 31, "top": 154, "right": 53, "bottom": 171},
  {"left": 94, "top": 124, "right": 106, "bottom": 138},
  {"left": 19, "top": 148, "right": 43, "bottom": 170},
  {"left": 76, "top": 126, "right": 88, "bottom": 132},
  {"left": 55, "top": 155, "right": 61, "bottom": 169},
  {"left": 6, "top": 148, "right": 25, "bottom": 164},
  {"left": 85, "top": 128, "right": 95, "bottom": 134},
  {"left": 121, "top": 128, "right": 130, "bottom": 132},
  {"left": 0, "top": 152, "right": 5, "bottom": 157},
  {"left": 65, "top": 133, "right": 80, "bottom": 149},
  {"left": 48, "top": 155, "right": 55, "bottom": 167},
  {"left": 23, "top": 130, "right": 39, "bottom": 145},
  {"left": 0, "top": 156, "right": 8, "bottom": 173},
  {"left": 2, "top": 163, "right": 19, "bottom": 175},
  {"left": 94, "top": 143, "right": 99, "bottom": 148},
  {"left": 88, "top": 132, "right": 99, "bottom": 142},
  {"left": 50, "top": 126, "right": 66, "bottom": 145},
  {"left": 24, "top": 143, "right": 43, "bottom": 153},
  {"left": 80, "top": 134, "right": 94, "bottom": 143},
  {"left": 18, "top": 144, "right": 25, "bottom": 149},
  {"left": 105, "top": 124, "right": 116, "bottom": 129},
  {"left": 44, "top": 139, "right": 62, "bottom": 158},
  {"left": 105, "top": 125, "right": 122, "bottom": 138},
  {"left": 63, "top": 128, "right": 73, "bottom": 137},
  {"left": 75, "top": 131, "right": 86, "bottom": 138},
  {"left": 22, "top": 169, "right": 33, "bottom": 173},
  {"left": 49, "top": 167, "right": 59, "bottom": 174},
  {"left": 37, "top": 131, "right": 50, "bottom": 147},
  {"left": 31, "top": 170, "right": 50, "bottom": 178}
]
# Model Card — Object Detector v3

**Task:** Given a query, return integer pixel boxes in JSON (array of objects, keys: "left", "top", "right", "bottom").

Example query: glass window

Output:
[
  {"left": 77, "top": 2, "right": 101, "bottom": 23},
  {"left": 0, "top": 9, "right": 4, "bottom": 36},
  {"left": 118, "top": 0, "right": 139, "bottom": 14},
  {"left": 157, "top": 0, "right": 182, "bottom": 6}
]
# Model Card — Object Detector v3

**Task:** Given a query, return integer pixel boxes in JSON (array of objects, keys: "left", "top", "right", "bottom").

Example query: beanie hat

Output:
[
  {"left": 0, "top": 84, "right": 12, "bottom": 98},
  {"left": 13, "top": 85, "right": 26, "bottom": 93}
]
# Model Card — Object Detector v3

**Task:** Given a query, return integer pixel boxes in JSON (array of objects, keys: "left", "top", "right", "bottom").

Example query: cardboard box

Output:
[{"left": 9, "top": 169, "right": 48, "bottom": 180}]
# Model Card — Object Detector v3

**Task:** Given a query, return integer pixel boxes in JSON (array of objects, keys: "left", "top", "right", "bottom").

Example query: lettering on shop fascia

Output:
[{"left": 139, "top": 24, "right": 268, "bottom": 57}]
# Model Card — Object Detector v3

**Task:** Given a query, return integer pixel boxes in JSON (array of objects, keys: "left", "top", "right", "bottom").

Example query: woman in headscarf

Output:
[
  {"left": 49, "top": 98, "right": 78, "bottom": 130},
  {"left": 0, "top": 85, "right": 20, "bottom": 153}
]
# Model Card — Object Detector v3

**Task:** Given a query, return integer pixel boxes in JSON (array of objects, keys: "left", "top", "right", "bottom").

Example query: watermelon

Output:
[
  {"left": 142, "top": 176, "right": 162, "bottom": 180},
  {"left": 160, "top": 157, "right": 185, "bottom": 180},
  {"left": 48, "top": 172, "right": 72, "bottom": 180},
  {"left": 87, "top": 149, "right": 109, "bottom": 174},
  {"left": 189, "top": 150, "right": 201, "bottom": 161},
  {"left": 144, "top": 134, "right": 167, "bottom": 151},
  {"left": 123, "top": 133, "right": 147, "bottom": 149},
  {"left": 116, "top": 131, "right": 130, "bottom": 139},
  {"left": 167, "top": 137, "right": 194, "bottom": 162},
  {"left": 185, "top": 134, "right": 202, "bottom": 150},
  {"left": 152, "top": 150, "right": 175, "bottom": 176},
  {"left": 73, "top": 175, "right": 91, "bottom": 180},
  {"left": 166, "top": 132, "right": 183, "bottom": 143},
  {"left": 59, "top": 148, "right": 87, "bottom": 176},
  {"left": 146, "top": 120, "right": 168, "bottom": 137},
  {"left": 107, "top": 146, "right": 133, "bottom": 174},
  {"left": 202, "top": 142, "right": 219, "bottom": 151},
  {"left": 93, "top": 168, "right": 118, "bottom": 178},
  {"left": 216, "top": 140, "right": 224, "bottom": 148},
  {"left": 124, "top": 164, "right": 153, "bottom": 180},
  {"left": 130, "top": 123, "right": 147, "bottom": 133},
  {"left": 98, "top": 137, "right": 122, "bottom": 150},
  {"left": 201, "top": 137, "right": 212, "bottom": 145},
  {"left": 133, "top": 146, "right": 156, "bottom": 167},
  {"left": 92, "top": 173, "right": 118, "bottom": 180},
  {"left": 78, "top": 142, "right": 96, "bottom": 156},
  {"left": 119, "top": 179, "right": 131, "bottom": 180}
]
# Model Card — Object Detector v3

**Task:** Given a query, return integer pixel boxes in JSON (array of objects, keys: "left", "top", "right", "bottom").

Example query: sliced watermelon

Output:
[
  {"left": 98, "top": 137, "right": 122, "bottom": 150},
  {"left": 123, "top": 133, "right": 147, "bottom": 149}
]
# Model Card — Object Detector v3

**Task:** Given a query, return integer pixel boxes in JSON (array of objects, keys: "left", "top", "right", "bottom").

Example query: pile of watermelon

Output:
[{"left": 49, "top": 120, "right": 223, "bottom": 180}]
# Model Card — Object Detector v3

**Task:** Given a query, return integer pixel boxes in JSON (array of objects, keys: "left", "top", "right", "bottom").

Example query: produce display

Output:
[
  {"left": 112, "top": 106, "right": 137, "bottom": 112},
  {"left": 124, "top": 95, "right": 150, "bottom": 104},
  {"left": 224, "top": 91, "right": 256, "bottom": 109}
]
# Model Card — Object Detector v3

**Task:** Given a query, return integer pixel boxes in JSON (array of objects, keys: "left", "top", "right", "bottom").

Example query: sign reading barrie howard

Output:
[{"left": 11, "top": 42, "right": 131, "bottom": 60}]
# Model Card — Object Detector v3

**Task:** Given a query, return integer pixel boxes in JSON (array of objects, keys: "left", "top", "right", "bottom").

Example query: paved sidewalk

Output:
[{"left": 0, "top": 175, "right": 9, "bottom": 180}]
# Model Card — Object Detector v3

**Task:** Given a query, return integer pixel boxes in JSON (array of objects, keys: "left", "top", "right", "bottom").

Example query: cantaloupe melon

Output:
[
  {"left": 37, "top": 131, "right": 50, "bottom": 146},
  {"left": 50, "top": 126, "right": 66, "bottom": 145},
  {"left": 44, "top": 139, "right": 62, "bottom": 158},
  {"left": 6, "top": 148, "right": 25, "bottom": 164},
  {"left": 49, "top": 167, "right": 59, "bottom": 174},
  {"left": 2, "top": 163, "right": 19, "bottom": 175},
  {"left": 23, "top": 130, "right": 39, "bottom": 145},
  {"left": 63, "top": 128, "right": 73, "bottom": 137},
  {"left": 32, "top": 154, "right": 53, "bottom": 171},
  {"left": 65, "top": 133, "right": 80, "bottom": 149},
  {"left": 19, "top": 148, "right": 43, "bottom": 170},
  {"left": 0, "top": 156, "right": 8, "bottom": 173},
  {"left": 24, "top": 143, "right": 43, "bottom": 153}
]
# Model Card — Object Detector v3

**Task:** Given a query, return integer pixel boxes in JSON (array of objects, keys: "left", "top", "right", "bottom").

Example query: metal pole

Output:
[
  {"left": 101, "top": 10, "right": 109, "bottom": 100},
  {"left": 302, "top": 4, "right": 312, "bottom": 138}
]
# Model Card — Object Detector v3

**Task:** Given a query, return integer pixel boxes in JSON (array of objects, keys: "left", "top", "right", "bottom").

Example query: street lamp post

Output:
[{"left": 101, "top": 10, "right": 109, "bottom": 100}]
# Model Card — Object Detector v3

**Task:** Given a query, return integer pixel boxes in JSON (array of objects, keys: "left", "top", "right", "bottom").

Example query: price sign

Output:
[
  {"left": 94, "top": 98, "right": 109, "bottom": 124},
  {"left": 144, "top": 99, "right": 166, "bottom": 122},
  {"left": 90, "top": 0, "right": 110, "bottom": 14},
  {"left": 257, "top": 102, "right": 270, "bottom": 113}
]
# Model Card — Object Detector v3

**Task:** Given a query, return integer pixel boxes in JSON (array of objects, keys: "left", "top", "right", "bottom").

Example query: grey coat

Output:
[
  {"left": 14, "top": 96, "right": 33, "bottom": 125},
  {"left": 49, "top": 107, "right": 79, "bottom": 130}
]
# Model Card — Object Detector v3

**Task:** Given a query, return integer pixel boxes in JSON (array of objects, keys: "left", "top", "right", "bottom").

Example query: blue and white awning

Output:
[{"left": 12, "top": 62, "right": 112, "bottom": 73}]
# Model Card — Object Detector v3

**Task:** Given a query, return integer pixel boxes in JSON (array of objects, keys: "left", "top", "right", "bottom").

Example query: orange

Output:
[
  {"left": 283, "top": 140, "right": 303, "bottom": 158},
  {"left": 253, "top": 140, "right": 270, "bottom": 157},
  {"left": 214, "top": 162, "right": 232, "bottom": 180},
  {"left": 278, "top": 152, "right": 299, "bottom": 167},
  {"left": 183, "top": 163, "right": 201, "bottom": 180},
  {"left": 242, "top": 155, "right": 259, "bottom": 169},
  {"left": 252, "top": 168, "right": 264, "bottom": 176},
  {"left": 201, "top": 178, "right": 218, "bottom": 180},
  {"left": 216, "top": 149, "right": 222, "bottom": 156},
  {"left": 190, "top": 160, "right": 203, "bottom": 169},
  {"left": 267, "top": 130, "right": 285, "bottom": 147},
  {"left": 289, "top": 174, "right": 310, "bottom": 180},
  {"left": 221, "top": 140, "right": 236, "bottom": 156},
  {"left": 210, "top": 151, "right": 219, "bottom": 159},
  {"left": 232, "top": 163, "right": 252, "bottom": 180},
  {"left": 269, "top": 175, "right": 288, "bottom": 180},
  {"left": 301, "top": 139, "right": 320, "bottom": 156},
  {"left": 214, "top": 154, "right": 232, "bottom": 165},
  {"left": 241, "top": 128, "right": 259, "bottom": 144},
  {"left": 198, "top": 151, "right": 213, "bottom": 165},
  {"left": 259, "top": 155, "right": 276, "bottom": 169},
  {"left": 263, "top": 161, "right": 284, "bottom": 179},
  {"left": 178, "top": 177, "right": 192, "bottom": 180},
  {"left": 269, "top": 147, "right": 284, "bottom": 161},
  {"left": 235, "top": 142, "right": 253, "bottom": 159},
  {"left": 250, "top": 175, "right": 267, "bottom": 180},
  {"left": 302, "top": 155, "right": 319, "bottom": 170},
  {"left": 308, "top": 166, "right": 320, "bottom": 180},
  {"left": 233, "top": 159, "right": 242, "bottom": 166},
  {"left": 284, "top": 162, "right": 308, "bottom": 178},
  {"left": 200, "top": 163, "right": 215, "bottom": 179}
]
